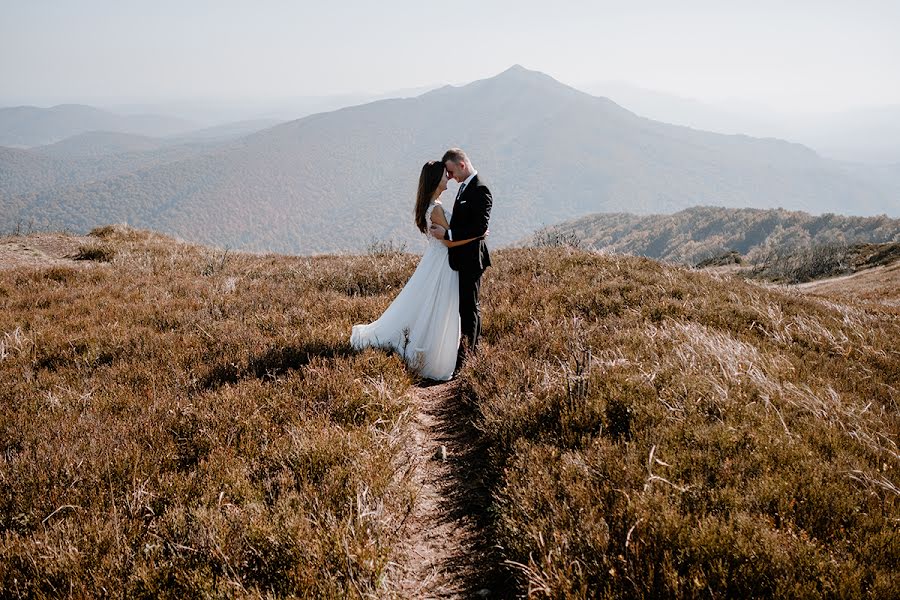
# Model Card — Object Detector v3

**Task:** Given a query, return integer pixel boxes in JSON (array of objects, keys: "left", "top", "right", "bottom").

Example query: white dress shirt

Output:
[{"left": 448, "top": 170, "right": 477, "bottom": 241}]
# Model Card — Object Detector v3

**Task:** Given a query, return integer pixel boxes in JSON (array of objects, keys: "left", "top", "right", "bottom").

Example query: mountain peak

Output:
[
  {"left": 500, "top": 64, "right": 529, "bottom": 74},
  {"left": 462, "top": 64, "right": 577, "bottom": 96},
  {"left": 493, "top": 64, "right": 555, "bottom": 82},
  {"left": 422, "top": 64, "right": 567, "bottom": 99}
]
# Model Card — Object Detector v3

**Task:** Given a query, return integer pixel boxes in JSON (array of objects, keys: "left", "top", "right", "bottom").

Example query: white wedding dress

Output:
[{"left": 350, "top": 202, "right": 460, "bottom": 380}]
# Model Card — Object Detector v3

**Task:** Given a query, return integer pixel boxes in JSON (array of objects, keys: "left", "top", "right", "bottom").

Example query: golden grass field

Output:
[{"left": 1, "top": 226, "right": 897, "bottom": 598}]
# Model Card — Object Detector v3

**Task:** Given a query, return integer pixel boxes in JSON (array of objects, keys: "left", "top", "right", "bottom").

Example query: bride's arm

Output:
[{"left": 430, "top": 204, "right": 486, "bottom": 247}]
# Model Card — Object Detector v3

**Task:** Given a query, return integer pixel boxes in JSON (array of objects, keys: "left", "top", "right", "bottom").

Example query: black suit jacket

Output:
[{"left": 447, "top": 174, "right": 492, "bottom": 273}]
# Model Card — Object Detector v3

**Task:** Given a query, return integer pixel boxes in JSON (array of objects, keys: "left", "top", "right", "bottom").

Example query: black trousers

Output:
[{"left": 457, "top": 269, "right": 482, "bottom": 368}]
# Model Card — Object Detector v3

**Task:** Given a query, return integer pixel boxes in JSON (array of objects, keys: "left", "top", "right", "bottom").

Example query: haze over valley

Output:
[
  {"left": 3, "top": 67, "right": 898, "bottom": 254},
  {"left": 582, "top": 81, "right": 900, "bottom": 165},
  {"left": 5, "top": 0, "right": 898, "bottom": 254}
]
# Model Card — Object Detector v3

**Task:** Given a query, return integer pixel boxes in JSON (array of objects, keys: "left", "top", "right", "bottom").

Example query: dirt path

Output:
[
  {"left": 390, "top": 380, "right": 507, "bottom": 599},
  {"left": 794, "top": 263, "right": 894, "bottom": 290},
  {"left": 795, "top": 261, "right": 900, "bottom": 305},
  {"left": 0, "top": 233, "right": 91, "bottom": 270}
]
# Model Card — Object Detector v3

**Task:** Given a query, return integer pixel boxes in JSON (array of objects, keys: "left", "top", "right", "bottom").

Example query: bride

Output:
[{"left": 350, "top": 161, "right": 484, "bottom": 380}]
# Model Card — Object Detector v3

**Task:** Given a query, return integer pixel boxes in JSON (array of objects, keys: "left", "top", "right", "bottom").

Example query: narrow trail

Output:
[
  {"left": 390, "top": 380, "right": 507, "bottom": 599},
  {"left": 0, "top": 233, "right": 91, "bottom": 270}
]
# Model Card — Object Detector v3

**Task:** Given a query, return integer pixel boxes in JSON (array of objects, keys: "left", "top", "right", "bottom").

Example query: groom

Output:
[{"left": 429, "top": 148, "right": 492, "bottom": 371}]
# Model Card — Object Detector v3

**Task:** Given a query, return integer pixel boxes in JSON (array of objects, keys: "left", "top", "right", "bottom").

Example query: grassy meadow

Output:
[
  {"left": 1, "top": 227, "right": 419, "bottom": 597},
  {"left": 469, "top": 248, "right": 899, "bottom": 598},
  {"left": 1, "top": 227, "right": 898, "bottom": 598}
]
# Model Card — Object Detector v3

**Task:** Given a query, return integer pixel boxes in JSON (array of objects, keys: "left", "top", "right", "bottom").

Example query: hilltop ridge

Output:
[
  {"left": 0, "top": 104, "right": 197, "bottom": 146},
  {"left": 528, "top": 205, "right": 900, "bottom": 265}
]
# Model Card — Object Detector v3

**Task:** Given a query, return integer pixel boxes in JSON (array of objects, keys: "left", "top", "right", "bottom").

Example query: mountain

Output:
[
  {"left": 22, "top": 119, "right": 284, "bottom": 163},
  {"left": 0, "top": 138, "right": 232, "bottom": 216},
  {"left": 581, "top": 81, "right": 900, "bottom": 164},
  {"left": 3, "top": 66, "right": 898, "bottom": 253},
  {"left": 0, "top": 147, "right": 78, "bottom": 220},
  {"left": 0, "top": 117, "right": 293, "bottom": 225},
  {"left": 25, "top": 118, "right": 285, "bottom": 161},
  {"left": 797, "top": 105, "right": 900, "bottom": 164},
  {"left": 32, "top": 131, "right": 168, "bottom": 159},
  {"left": 580, "top": 81, "right": 781, "bottom": 137},
  {"left": 0, "top": 104, "right": 196, "bottom": 147},
  {"left": 164, "top": 119, "right": 285, "bottom": 144},
  {"left": 525, "top": 206, "right": 900, "bottom": 265}
]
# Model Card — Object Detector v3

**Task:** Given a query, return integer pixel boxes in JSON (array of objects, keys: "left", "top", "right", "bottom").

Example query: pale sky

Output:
[{"left": 2, "top": 0, "right": 898, "bottom": 113}]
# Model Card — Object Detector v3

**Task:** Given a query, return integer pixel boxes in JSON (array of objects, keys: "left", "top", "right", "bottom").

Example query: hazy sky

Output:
[{"left": 2, "top": 0, "right": 898, "bottom": 113}]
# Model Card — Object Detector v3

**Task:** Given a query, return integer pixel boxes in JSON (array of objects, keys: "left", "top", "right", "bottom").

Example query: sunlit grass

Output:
[
  {"left": 462, "top": 247, "right": 899, "bottom": 598},
  {"left": 1, "top": 230, "right": 897, "bottom": 597}
]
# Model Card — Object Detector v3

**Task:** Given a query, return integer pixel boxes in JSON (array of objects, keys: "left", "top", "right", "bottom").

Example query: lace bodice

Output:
[{"left": 425, "top": 202, "right": 451, "bottom": 246}]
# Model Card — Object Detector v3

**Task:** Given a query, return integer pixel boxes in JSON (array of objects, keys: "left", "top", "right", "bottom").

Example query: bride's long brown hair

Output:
[{"left": 415, "top": 161, "right": 445, "bottom": 233}]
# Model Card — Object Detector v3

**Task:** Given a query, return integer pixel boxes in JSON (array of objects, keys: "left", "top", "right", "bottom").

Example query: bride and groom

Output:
[{"left": 350, "top": 148, "right": 492, "bottom": 380}]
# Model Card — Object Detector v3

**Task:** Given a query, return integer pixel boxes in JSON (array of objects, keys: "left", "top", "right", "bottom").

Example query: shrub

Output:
[
  {"left": 750, "top": 243, "right": 852, "bottom": 283},
  {"left": 695, "top": 250, "right": 742, "bottom": 268},
  {"left": 73, "top": 243, "right": 116, "bottom": 262},
  {"left": 529, "top": 229, "right": 586, "bottom": 250},
  {"left": 366, "top": 238, "right": 408, "bottom": 257}
]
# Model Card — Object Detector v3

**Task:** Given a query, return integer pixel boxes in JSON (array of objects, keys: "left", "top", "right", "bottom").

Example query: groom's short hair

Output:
[{"left": 442, "top": 148, "right": 468, "bottom": 166}]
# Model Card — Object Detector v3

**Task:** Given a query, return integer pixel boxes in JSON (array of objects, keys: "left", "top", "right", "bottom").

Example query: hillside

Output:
[
  {"left": 527, "top": 206, "right": 900, "bottom": 265},
  {"left": 799, "top": 252, "right": 900, "bottom": 304},
  {"left": 581, "top": 82, "right": 900, "bottom": 164},
  {"left": 27, "top": 120, "right": 286, "bottom": 160},
  {"left": 3, "top": 66, "right": 897, "bottom": 254},
  {"left": 0, "top": 146, "right": 87, "bottom": 201},
  {"left": 163, "top": 118, "right": 285, "bottom": 144},
  {"left": 0, "top": 140, "right": 232, "bottom": 220},
  {"left": 1, "top": 227, "right": 897, "bottom": 597},
  {"left": 32, "top": 131, "right": 169, "bottom": 159},
  {"left": 0, "top": 119, "right": 288, "bottom": 219},
  {"left": 0, "top": 104, "right": 196, "bottom": 147}
]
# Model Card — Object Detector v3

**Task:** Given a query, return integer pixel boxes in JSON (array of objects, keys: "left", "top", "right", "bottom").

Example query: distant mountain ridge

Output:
[
  {"left": 0, "top": 120, "right": 288, "bottom": 216},
  {"left": 24, "top": 118, "right": 286, "bottom": 161},
  {"left": 581, "top": 81, "right": 900, "bottom": 164},
  {"left": 0, "top": 138, "right": 230, "bottom": 205},
  {"left": 526, "top": 206, "right": 900, "bottom": 265},
  {"left": 164, "top": 119, "right": 285, "bottom": 144},
  {"left": 0, "top": 104, "right": 198, "bottom": 147},
  {"left": 33, "top": 131, "right": 167, "bottom": 159},
  {"left": 3, "top": 66, "right": 898, "bottom": 253}
]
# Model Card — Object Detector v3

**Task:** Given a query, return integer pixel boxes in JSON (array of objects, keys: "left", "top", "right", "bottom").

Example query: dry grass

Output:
[
  {"left": 460, "top": 248, "right": 899, "bottom": 598},
  {"left": 2, "top": 231, "right": 898, "bottom": 598},
  {"left": 800, "top": 260, "right": 900, "bottom": 309},
  {"left": 0, "top": 226, "right": 421, "bottom": 597}
]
